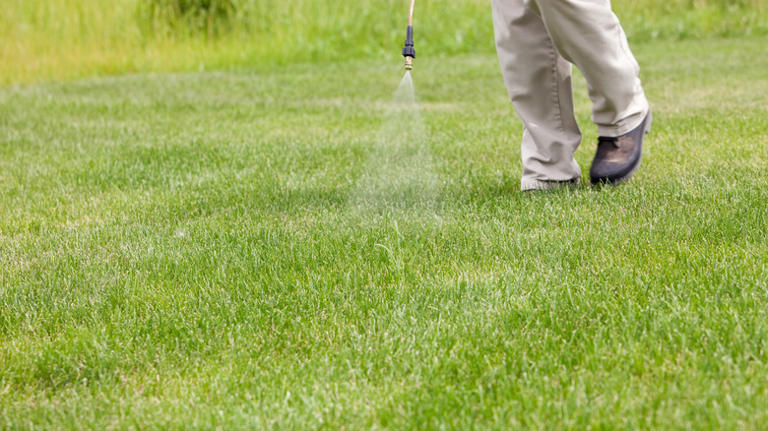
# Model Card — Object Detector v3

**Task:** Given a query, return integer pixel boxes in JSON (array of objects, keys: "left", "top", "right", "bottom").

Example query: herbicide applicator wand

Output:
[{"left": 402, "top": 0, "right": 416, "bottom": 70}]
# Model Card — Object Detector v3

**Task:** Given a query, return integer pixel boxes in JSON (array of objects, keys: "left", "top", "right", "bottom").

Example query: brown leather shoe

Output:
[{"left": 590, "top": 112, "right": 652, "bottom": 185}]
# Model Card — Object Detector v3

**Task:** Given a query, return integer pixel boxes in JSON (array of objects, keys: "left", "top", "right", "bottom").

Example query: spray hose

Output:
[{"left": 402, "top": 0, "right": 416, "bottom": 70}]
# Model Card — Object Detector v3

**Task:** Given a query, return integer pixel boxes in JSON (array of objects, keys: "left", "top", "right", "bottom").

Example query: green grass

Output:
[
  {"left": 2, "top": 0, "right": 768, "bottom": 85},
  {"left": 2, "top": 36, "right": 768, "bottom": 428}
]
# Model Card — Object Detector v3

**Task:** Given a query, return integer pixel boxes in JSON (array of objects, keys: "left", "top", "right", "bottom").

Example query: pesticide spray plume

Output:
[
  {"left": 350, "top": 0, "right": 440, "bottom": 212},
  {"left": 402, "top": 0, "right": 416, "bottom": 71}
]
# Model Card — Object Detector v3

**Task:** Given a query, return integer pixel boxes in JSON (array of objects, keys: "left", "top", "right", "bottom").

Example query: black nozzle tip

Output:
[{"left": 402, "top": 25, "right": 416, "bottom": 58}]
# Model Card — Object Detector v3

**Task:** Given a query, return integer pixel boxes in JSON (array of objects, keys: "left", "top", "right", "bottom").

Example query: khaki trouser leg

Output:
[
  {"left": 492, "top": 0, "right": 649, "bottom": 191},
  {"left": 492, "top": 0, "right": 582, "bottom": 191}
]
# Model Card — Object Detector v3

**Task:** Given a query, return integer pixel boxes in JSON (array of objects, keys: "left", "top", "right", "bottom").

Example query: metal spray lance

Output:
[{"left": 402, "top": 0, "right": 416, "bottom": 70}]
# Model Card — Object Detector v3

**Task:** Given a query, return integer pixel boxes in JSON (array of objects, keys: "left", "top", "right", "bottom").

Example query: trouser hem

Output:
[
  {"left": 597, "top": 102, "right": 650, "bottom": 137},
  {"left": 520, "top": 177, "right": 580, "bottom": 191}
]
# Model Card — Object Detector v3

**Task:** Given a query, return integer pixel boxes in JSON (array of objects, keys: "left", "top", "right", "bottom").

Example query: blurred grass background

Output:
[{"left": 2, "top": 0, "right": 767, "bottom": 86}]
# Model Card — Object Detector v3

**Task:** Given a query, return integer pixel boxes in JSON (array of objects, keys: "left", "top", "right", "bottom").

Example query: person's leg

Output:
[
  {"left": 492, "top": 0, "right": 582, "bottom": 191},
  {"left": 531, "top": 0, "right": 649, "bottom": 137}
]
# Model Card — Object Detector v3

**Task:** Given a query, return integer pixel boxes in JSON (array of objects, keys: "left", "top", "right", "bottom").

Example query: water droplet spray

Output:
[{"left": 351, "top": 0, "right": 439, "bottom": 211}]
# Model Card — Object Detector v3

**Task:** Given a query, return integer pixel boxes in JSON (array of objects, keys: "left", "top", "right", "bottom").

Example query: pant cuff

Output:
[
  {"left": 597, "top": 103, "right": 651, "bottom": 137},
  {"left": 521, "top": 177, "right": 580, "bottom": 191}
]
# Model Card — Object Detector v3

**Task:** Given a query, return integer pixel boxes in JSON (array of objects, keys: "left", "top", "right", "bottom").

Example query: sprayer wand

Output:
[{"left": 402, "top": 0, "right": 416, "bottom": 70}]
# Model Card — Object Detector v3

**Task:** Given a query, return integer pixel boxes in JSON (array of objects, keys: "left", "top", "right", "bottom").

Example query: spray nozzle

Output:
[{"left": 402, "top": 25, "right": 416, "bottom": 71}]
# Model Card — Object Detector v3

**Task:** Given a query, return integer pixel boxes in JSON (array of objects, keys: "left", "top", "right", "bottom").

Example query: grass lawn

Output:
[{"left": 1, "top": 36, "right": 768, "bottom": 429}]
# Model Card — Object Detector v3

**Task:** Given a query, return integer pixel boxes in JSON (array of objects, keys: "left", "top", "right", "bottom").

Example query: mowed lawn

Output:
[{"left": 1, "top": 37, "right": 768, "bottom": 429}]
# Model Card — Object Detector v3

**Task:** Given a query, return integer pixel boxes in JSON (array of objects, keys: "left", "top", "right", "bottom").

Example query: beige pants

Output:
[{"left": 491, "top": 0, "right": 649, "bottom": 190}]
